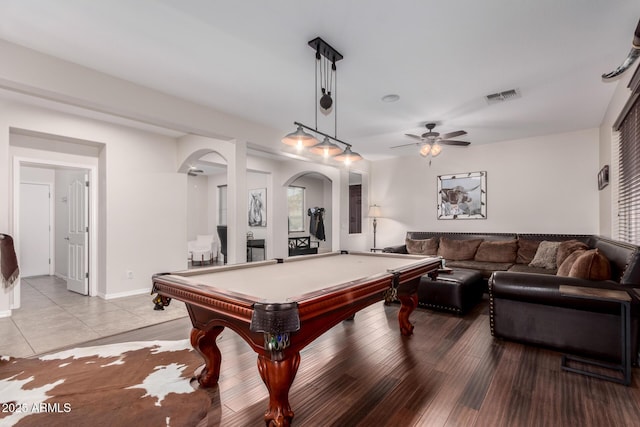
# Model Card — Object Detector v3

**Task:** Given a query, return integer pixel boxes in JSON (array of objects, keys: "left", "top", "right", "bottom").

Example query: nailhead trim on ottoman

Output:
[{"left": 417, "top": 268, "right": 484, "bottom": 315}]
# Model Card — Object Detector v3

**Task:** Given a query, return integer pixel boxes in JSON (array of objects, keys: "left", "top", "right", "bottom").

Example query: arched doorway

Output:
[{"left": 285, "top": 172, "right": 333, "bottom": 254}]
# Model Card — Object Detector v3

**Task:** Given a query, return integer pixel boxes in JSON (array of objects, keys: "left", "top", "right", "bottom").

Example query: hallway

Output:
[{"left": 0, "top": 275, "right": 188, "bottom": 357}]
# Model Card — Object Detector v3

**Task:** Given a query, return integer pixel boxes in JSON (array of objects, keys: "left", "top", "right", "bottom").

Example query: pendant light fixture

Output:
[
  {"left": 282, "top": 37, "right": 362, "bottom": 164},
  {"left": 282, "top": 125, "right": 318, "bottom": 149},
  {"left": 309, "top": 136, "right": 342, "bottom": 157}
]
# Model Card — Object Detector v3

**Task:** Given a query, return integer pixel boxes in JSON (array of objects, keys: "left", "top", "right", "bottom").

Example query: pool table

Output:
[{"left": 152, "top": 251, "right": 440, "bottom": 426}]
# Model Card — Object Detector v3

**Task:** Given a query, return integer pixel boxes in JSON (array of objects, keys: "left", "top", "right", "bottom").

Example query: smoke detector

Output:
[{"left": 485, "top": 89, "right": 521, "bottom": 105}]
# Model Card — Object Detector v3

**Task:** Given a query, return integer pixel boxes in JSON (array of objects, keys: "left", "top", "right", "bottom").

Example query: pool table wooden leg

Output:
[
  {"left": 397, "top": 292, "right": 418, "bottom": 336},
  {"left": 257, "top": 352, "right": 301, "bottom": 427},
  {"left": 190, "top": 326, "right": 224, "bottom": 387}
]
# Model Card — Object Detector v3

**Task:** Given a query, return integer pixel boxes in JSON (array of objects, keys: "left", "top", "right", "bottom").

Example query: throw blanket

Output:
[{"left": 0, "top": 234, "right": 19, "bottom": 288}]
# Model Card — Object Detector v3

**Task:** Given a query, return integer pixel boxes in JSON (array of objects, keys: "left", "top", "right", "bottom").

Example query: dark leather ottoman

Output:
[{"left": 417, "top": 268, "right": 484, "bottom": 314}]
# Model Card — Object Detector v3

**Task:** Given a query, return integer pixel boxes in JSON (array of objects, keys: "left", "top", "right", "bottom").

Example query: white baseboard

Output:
[
  {"left": 0, "top": 309, "right": 12, "bottom": 318},
  {"left": 99, "top": 288, "right": 151, "bottom": 300}
]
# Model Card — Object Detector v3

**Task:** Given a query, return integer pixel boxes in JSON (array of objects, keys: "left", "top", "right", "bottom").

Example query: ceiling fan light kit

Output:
[
  {"left": 281, "top": 37, "right": 362, "bottom": 164},
  {"left": 393, "top": 122, "right": 470, "bottom": 162}
]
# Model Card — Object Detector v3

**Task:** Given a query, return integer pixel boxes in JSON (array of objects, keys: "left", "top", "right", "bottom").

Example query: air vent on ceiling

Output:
[{"left": 485, "top": 89, "right": 521, "bottom": 105}]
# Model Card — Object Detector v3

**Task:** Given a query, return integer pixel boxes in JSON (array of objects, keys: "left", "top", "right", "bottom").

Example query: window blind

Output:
[{"left": 617, "top": 70, "right": 640, "bottom": 244}]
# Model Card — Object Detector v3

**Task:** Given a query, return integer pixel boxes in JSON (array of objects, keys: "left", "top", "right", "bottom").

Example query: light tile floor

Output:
[{"left": 0, "top": 275, "right": 188, "bottom": 357}]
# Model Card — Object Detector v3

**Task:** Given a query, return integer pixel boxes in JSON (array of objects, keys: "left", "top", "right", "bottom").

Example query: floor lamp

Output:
[{"left": 368, "top": 204, "right": 382, "bottom": 249}]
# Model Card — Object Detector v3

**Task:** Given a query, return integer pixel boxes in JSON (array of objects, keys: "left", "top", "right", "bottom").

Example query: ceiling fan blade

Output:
[
  {"left": 440, "top": 130, "right": 467, "bottom": 139},
  {"left": 439, "top": 140, "right": 470, "bottom": 146},
  {"left": 404, "top": 133, "right": 423, "bottom": 141},
  {"left": 390, "top": 142, "right": 421, "bottom": 149}
]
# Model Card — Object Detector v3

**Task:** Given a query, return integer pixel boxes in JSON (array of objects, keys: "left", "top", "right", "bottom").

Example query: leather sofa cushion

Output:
[
  {"left": 507, "top": 263, "right": 557, "bottom": 275},
  {"left": 475, "top": 239, "right": 517, "bottom": 263},
  {"left": 556, "top": 239, "right": 589, "bottom": 268},
  {"left": 516, "top": 239, "right": 541, "bottom": 264},
  {"left": 569, "top": 249, "right": 611, "bottom": 281},
  {"left": 529, "top": 241, "right": 561, "bottom": 269},
  {"left": 405, "top": 237, "right": 439, "bottom": 255},
  {"left": 447, "top": 260, "right": 513, "bottom": 279},
  {"left": 556, "top": 248, "right": 587, "bottom": 277},
  {"left": 438, "top": 238, "right": 483, "bottom": 260}
]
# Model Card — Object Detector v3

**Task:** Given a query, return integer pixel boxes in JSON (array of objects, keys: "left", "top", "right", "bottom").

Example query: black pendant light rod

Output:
[
  {"left": 308, "top": 37, "right": 343, "bottom": 63},
  {"left": 293, "top": 121, "right": 352, "bottom": 148}
]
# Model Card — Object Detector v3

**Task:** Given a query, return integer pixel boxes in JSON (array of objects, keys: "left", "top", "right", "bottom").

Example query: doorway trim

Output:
[{"left": 12, "top": 156, "right": 99, "bottom": 307}]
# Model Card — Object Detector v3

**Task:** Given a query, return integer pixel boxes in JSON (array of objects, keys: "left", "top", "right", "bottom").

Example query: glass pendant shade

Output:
[
  {"left": 334, "top": 146, "right": 363, "bottom": 165},
  {"left": 309, "top": 137, "right": 343, "bottom": 158},
  {"left": 431, "top": 143, "right": 442, "bottom": 157},
  {"left": 282, "top": 125, "right": 318, "bottom": 148},
  {"left": 419, "top": 144, "right": 431, "bottom": 157}
]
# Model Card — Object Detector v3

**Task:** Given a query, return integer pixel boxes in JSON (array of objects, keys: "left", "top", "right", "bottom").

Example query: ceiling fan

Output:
[
  {"left": 187, "top": 167, "right": 204, "bottom": 176},
  {"left": 391, "top": 123, "right": 470, "bottom": 158}
]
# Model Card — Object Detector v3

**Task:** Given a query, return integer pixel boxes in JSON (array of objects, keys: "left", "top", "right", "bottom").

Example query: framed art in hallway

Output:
[
  {"left": 248, "top": 188, "right": 267, "bottom": 227},
  {"left": 437, "top": 171, "right": 487, "bottom": 219}
]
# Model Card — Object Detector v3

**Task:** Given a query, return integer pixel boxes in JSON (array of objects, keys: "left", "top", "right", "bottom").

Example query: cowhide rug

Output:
[{"left": 0, "top": 340, "right": 211, "bottom": 427}]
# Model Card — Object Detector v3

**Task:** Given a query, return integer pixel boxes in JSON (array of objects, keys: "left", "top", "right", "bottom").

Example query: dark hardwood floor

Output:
[{"left": 77, "top": 296, "right": 640, "bottom": 426}]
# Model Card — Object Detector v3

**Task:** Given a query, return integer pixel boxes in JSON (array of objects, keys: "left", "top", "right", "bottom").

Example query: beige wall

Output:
[
  {"left": 0, "top": 100, "right": 186, "bottom": 311},
  {"left": 598, "top": 64, "right": 637, "bottom": 237},
  {"left": 371, "top": 128, "right": 600, "bottom": 249}
]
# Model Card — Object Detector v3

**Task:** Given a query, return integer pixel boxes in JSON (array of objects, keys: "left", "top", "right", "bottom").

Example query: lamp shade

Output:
[
  {"left": 368, "top": 204, "right": 382, "bottom": 218},
  {"left": 419, "top": 144, "right": 431, "bottom": 157},
  {"left": 333, "top": 146, "right": 363, "bottom": 165},
  {"left": 282, "top": 125, "right": 318, "bottom": 148},
  {"left": 431, "top": 143, "right": 442, "bottom": 157},
  {"left": 309, "top": 136, "right": 343, "bottom": 158}
]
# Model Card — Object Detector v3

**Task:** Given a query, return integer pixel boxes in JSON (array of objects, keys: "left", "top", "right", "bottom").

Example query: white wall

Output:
[
  {"left": 371, "top": 128, "right": 600, "bottom": 249},
  {"left": 2, "top": 100, "right": 186, "bottom": 305},
  {"left": 186, "top": 174, "right": 210, "bottom": 242}
]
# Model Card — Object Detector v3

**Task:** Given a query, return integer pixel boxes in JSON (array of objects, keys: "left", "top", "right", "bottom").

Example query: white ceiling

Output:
[{"left": 0, "top": 0, "right": 638, "bottom": 160}]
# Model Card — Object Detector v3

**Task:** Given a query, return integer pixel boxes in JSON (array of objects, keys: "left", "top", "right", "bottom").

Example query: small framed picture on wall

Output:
[
  {"left": 598, "top": 165, "right": 609, "bottom": 190},
  {"left": 248, "top": 188, "right": 267, "bottom": 227}
]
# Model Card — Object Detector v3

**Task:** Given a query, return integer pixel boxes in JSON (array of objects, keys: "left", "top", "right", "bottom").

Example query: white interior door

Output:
[
  {"left": 19, "top": 183, "right": 51, "bottom": 277},
  {"left": 66, "top": 174, "right": 89, "bottom": 295}
]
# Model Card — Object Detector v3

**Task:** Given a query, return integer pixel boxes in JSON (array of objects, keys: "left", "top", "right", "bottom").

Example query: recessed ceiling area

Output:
[{"left": 0, "top": 1, "right": 638, "bottom": 160}]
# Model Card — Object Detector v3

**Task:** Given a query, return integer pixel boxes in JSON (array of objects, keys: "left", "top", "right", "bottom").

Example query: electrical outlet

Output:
[{"left": 126, "top": 271, "right": 134, "bottom": 279}]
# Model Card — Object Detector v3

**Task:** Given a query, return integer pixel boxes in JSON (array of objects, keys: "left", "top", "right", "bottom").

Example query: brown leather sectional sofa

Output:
[{"left": 384, "top": 231, "right": 640, "bottom": 364}]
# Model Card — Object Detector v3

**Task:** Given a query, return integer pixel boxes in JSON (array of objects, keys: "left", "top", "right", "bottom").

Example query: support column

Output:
[{"left": 227, "top": 139, "right": 247, "bottom": 264}]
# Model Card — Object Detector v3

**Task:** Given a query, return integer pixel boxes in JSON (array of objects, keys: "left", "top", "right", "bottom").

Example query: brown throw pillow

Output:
[
  {"left": 568, "top": 249, "right": 611, "bottom": 281},
  {"left": 516, "top": 240, "right": 541, "bottom": 264},
  {"left": 556, "top": 248, "right": 587, "bottom": 277},
  {"left": 405, "top": 237, "right": 439, "bottom": 255},
  {"left": 475, "top": 240, "right": 518, "bottom": 263},
  {"left": 529, "top": 241, "right": 561, "bottom": 269},
  {"left": 437, "top": 238, "right": 483, "bottom": 261},
  {"left": 556, "top": 240, "right": 589, "bottom": 268}
]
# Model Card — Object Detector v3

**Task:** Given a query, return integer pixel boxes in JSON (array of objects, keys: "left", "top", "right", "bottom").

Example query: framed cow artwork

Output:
[{"left": 437, "top": 171, "right": 487, "bottom": 219}]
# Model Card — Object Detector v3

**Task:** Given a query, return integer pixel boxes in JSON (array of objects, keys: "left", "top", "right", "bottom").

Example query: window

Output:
[
  {"left": 349, "top": 172, "right": 362, "bottom": 234},
  {"left": 287, "top": 186, "right": 305, "bottom": 232},
  {"left": 616, "top": 67, "right": 640, "bottom": 244},
  {"left": 218, "top": 185, "right": 227, "bottom": 225}
]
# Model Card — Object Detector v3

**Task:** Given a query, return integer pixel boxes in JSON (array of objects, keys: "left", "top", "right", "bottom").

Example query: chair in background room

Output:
[
  {"left": 217, "top": 225, "right": 228, "bottom": 264},
  {"left": 188, "top": 234, "right": 218, "bottom": 265}
]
